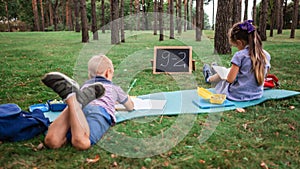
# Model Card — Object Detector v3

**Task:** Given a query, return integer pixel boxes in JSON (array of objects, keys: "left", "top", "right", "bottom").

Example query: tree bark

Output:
[
  {"left": 232, "top": 0, "right": 242, "bottom": 25},
  {"left": 154, "top": 0, "right": 158, "bottom": 35},
  {"left": 277, "top": 0, "right": 284, "bottom": 34},
  {"left": 53, "top": 0, "right": 59, "bottom": 31},
  {"left": 101, "top": 0, "right": 105, "bottom": 33},
  {"left": 120, "top": 0, "right": 125, "bottom": 42},
  {"left": 270, "top": 0, "right": 276, "bottom": 37},
  {"left": 259, "top": 0, "right": 268, "bottom": 41},
  {"left": 170, "top": 0, "right": 175, "bottom": 39},
  {"left": 39, "top": 0, "right": 45, "bottom": 31},
  {"left": 214, "top": 0, "right": 232, "bottom": 54},
  {"left": 32, "top": 0, "right": 40, "bottom": 31},
  {"left": 80, "top": 0, "right": 89, "bottom": 43},
  {"left": 159, "top": 0, "right": 164, "bottom": 41},
  {"left": 135, "top": 0, "right": 140, "bottom": 30},
  {"left": 74, "top": 0, "right": 80, "bottom": 32},
  {"left": 196, "top": 0, "right": 203, "bottom": 41},
  {"left": 290, "top": 0, "right": 299, "bottom": 38},
  {"left": 111, "top": 0, "right": 119, "bottom": 44},
  {"left": 252, "top": 0, "right": 257, "bottom": 25},
  {"left": 184, "top": 0, "right": 187, "bottom": 32},
  {"left": 91, "top": 0, "right": 98, "bottom": 40},
  {"left": 243, "top": 0, "right": 248, "bottom": 21},
  {"left": 189, "top": 0, "right": 193, "bottom": 29},
  {"left": 4, "top": 1, "right": 10, "bottom": 32},
  {"left": 177, "top": 0, "right": 182, "bottom": 35}
]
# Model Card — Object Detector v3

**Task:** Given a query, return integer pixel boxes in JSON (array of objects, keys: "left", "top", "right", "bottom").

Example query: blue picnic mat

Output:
[{"left": 43, "top": 89, "right": 300, "bottom": 123}]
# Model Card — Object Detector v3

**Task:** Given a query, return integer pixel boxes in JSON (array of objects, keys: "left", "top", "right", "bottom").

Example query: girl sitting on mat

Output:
[{"left": 203, "top": 20, "right": 271, "bottom": 101}]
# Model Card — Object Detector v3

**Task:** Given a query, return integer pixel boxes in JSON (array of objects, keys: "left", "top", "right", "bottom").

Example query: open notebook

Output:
[{"left": 115, "top": 98, "right": 167, "bottom": 111}]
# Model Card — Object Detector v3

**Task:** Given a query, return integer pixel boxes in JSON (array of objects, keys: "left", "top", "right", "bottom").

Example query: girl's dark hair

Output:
[{"left": 228, "top": 20, "right": 268, "bottom": 86}]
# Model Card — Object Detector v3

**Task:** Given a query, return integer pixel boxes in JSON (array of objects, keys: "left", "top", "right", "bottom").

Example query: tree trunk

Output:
[
  {"left": 111, "top": 0, "right": 119, "bottom": 44},
  {"left": 290, "top": 0, "right": 299, "bottom": 38},
  {"left": 47, "top": 0, "right": 54, "bottom": 26},
  {"left": 154, "top": 0, "right": 158, "bottom": 35},
  {"left": 170, "top": 0, "right": 175, "bottom": 39},
  {"left": 120, "top": 0, "right": 125, "bottom": 42},
  {"left": 269, "top": 0, "right": 276, "bottom": 37},
  {"left": 53, "top": 0, "right": 59, "bottom": 31},
  {"left": 32, "top": 0, "right": 40, "bottom": 31},
  {"left": 39, "top": 0, "right": 45, "bottom": 31},
  {"left": 232, "top": 0, "right": 242, "bottom": 25},
  {"left": 4, "top": 1, "right": 10, "bottom": 32},
  {"left": 91, "top": 0, "right": 98, "bottom": 40},
  {"left": 189, "top": 0, "right": 193, "bottom": 29},
  {"left": 270, "top": 0, "right": 276, "bottom": 37},
  {"left": 277, "top": 0, "right": 284, "bottom": 34},
  {"left": 177, "top": 0, "right": 182, "bottom": 35},
  {"left": 243, "top": 0, "right": 248, "bottom": 21},
  {"left": 135, "top": 0, "right": 140, "bottom": 30},
  {"left": 159, "top": 0, "right": 164, "bottom": 41},
  {"left": 184, "top": 0, "right": 187, "bottom": 32},
  {"left": 195, "top": 0, "right": 203, "bottom": 41},
  {"left": 252, "top": 0, "right": 257, "bottom": 25},
  {"left": 214, "top": 0, "right": 232, "bottom": 54},
  {"left": 101, "top": 0, "right": 105, "bottom": 33},
  {"left": 259, "top": 0, "right": 268, "bottom": 41},
  {"left": 74, "top": 0, "right": 80, "bottom": 32},
  {"left": 80, "top": 0, "right": 89, "bottom": 43}
]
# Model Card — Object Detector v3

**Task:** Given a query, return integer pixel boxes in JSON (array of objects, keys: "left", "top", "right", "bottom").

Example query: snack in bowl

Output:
[
  {"left": 47, "top": 99, "right": 67, "bottom": 111},
  {"left": 210, "top": 94, "right": 226, "bottom": 104}
]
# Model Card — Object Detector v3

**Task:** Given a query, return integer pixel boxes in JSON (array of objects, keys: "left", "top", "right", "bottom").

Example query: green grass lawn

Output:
[{"left": 0, "top": 30, "right": 299, "bottom": 168}]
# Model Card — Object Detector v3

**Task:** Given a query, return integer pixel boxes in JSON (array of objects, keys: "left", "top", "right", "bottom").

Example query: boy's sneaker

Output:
[
  {"left": 203, "top": 64, "right": 213, "bottom": 83},
  {"left": 42, "top": 72, "right": 105, "bottom": 108},
  {"left": 77, "top": 82, "right": 105, "bottom": 108},
  {"left": 42, "top": 72, "right": 80, "bottom": 100}
]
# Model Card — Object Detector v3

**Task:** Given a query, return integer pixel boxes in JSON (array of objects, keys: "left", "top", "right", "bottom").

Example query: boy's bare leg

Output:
[
  {"left": 44, "top": 108, "right": 70, "bottom": 149},
  {"left": 66, "top": 94, "right": 91, "bottom": 150}
]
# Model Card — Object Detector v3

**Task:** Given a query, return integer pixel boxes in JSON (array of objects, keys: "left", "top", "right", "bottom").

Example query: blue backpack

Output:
[{"left": 0, "top": 103, "right": 50, "bottom": 142}]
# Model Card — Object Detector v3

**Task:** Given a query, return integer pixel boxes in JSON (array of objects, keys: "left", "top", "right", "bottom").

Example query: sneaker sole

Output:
[{"left": 42, "top": 72, "right": 80, "bottom": 90}]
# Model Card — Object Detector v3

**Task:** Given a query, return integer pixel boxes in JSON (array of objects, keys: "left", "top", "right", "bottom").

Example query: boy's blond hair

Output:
[{"left": 88, "top": 55, "right": 113, "bottom": 78}]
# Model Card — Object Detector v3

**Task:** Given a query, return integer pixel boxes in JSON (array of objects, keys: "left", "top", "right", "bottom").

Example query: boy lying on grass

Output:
[{"left": 42, "top": 55, "right": 134, "bottom": 150}]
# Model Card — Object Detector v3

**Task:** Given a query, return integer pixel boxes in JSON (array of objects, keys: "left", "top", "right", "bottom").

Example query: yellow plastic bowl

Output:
[
  {"left": 197, "top": 87, "right": 213, "bottom": 100},
  {"left": 210, "top": 94, "right": 226, "bottom": 104}
]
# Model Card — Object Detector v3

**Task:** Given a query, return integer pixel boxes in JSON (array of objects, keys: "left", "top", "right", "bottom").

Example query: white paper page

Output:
[
  {"left": 212, "top": 65, "right": 231, "bottom": 80},
  {"left": 115, "top": 98, "right": 167, "bottom": 110}
]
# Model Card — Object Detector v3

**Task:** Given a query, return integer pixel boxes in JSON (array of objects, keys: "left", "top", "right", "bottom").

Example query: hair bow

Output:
[{"left": 239, "top": 20, "right": 255, "bottom": 33}]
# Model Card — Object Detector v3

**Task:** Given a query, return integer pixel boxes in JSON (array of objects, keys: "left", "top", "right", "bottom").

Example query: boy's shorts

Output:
[{"left": 67, "top": 105, "right": 112, "bottom": 145}]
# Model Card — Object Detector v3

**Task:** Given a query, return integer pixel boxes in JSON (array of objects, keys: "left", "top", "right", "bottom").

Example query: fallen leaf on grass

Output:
[
  {"left": 198, "top": 159, "right": 206, "bottom": 164},
  {"left": 85, "top": 155, "right": 100, "bottom": 163},
  {"left": 288, "top": 124, "right": 296, "bottom": 130},
  {"left": 289, "top": 106, "right": 295, "bottom": 110},
  {"left": 236, "top": 108, "right": 246, "bottom": 113},
  {"left": 260, "top": 161, "right": 269, "bottom": 169}
]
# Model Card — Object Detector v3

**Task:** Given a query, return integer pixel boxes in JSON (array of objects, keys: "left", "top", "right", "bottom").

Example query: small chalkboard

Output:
[{"left": 153, "top": 46, "right": 192, "bottom": 74}]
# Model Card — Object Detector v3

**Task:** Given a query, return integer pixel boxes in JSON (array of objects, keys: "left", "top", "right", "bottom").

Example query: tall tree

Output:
[
  {"left": 232, "top": 0, "right": 242, "bottom": 24},
  {"left": 91, "top": 0, "right": 98, "bottom": 40},
  {"left": 195, "top": 0, "right": 203, "bottom": 41},
  {"left": 243, "top": 0, "right": 248, "bottom": 21},
  {"left": 177, "top": 0, "right": 182, "bottom": 35},
  {"left": 270, "top": 0, "right": 276, "bottom": 37},
  {"left": 47, "top": 0, "right": 53, "bottom": 26},
  {"left": 111, "top": 0, "right": 119, "bottom": 44},
  {"left": 277, "top": 0, "right": 284, "bottom": 34},
  {"left": 170, "top": 0, "right": 175, "bottom": 39},
  {"left": 184, "top": 0, "right": 187, "bottom": 31},
  {"left": 52, "top": 0, "right": 59, "bottom": 31},
  {"left": 101, "top": 0, "right": 105, "bottom": 33},
  {"left": 159, "top": 0, "right": 164, "bottom": 41},
  {"left": 259, "top": 0, "right": 268, "bottom": 41},
  {"left": 32, "top": 0, "right": 40, "bottom": 31},
  {"left": 290, "top": 0, "right": 299, "bottom": 38},
  {"left": 74, "top": 0, "right": 80, "bottom": 32},
  {"left": 252, "top": 0, "right": 257, "bottom": 24},
  {"left": 120, "top": 0, "right": 125, "bottom": 42},
  {"left": 214, "top": 0, "right": 232, "bottom": 54},
  {"left": 154, "top": 0, "right": 158, "bottom": 35},
  {"left": 80, "top": 0, "right": 89, "bottom": 42},
  {"left": 135, "top": 0, "right": 140, "bottom": 30},
  {"left": 39, "top": 0, "right": 45, "bottom": 31},
  {"left": 66, "top": 0, "right": 73, "bottom": 31},
  {"left": 3, "top": 0, "right": 10, "bottom": 31}
]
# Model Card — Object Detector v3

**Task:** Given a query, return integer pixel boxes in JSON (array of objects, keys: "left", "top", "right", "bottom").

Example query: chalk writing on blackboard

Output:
[{"left": 153, "top": 46, "right": 192, "bottom": 74}]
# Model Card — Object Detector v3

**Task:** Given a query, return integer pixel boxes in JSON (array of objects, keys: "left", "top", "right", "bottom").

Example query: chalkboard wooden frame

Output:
[{"left": 153, "top": 46, "right": 193, "bottom": 74}]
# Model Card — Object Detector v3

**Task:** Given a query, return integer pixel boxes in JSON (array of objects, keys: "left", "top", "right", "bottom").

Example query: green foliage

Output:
[{"left": 0, "top": 30, "right": 299, "bottom": 168}]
